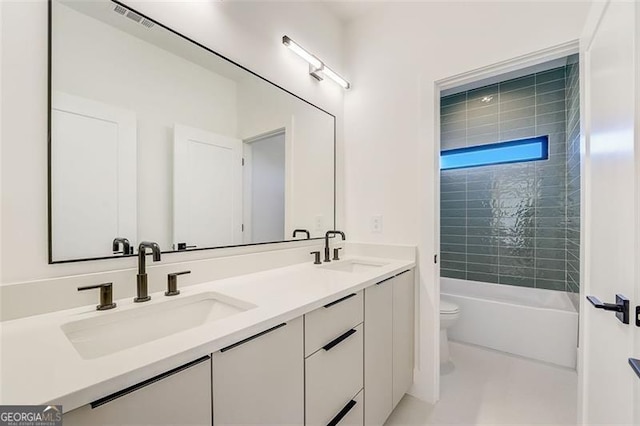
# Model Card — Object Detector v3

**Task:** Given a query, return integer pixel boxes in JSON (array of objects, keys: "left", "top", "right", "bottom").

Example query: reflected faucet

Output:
[
  {"left": 136, "top": 241, "right": 161, "bottom": 302},
  {"left": 112, "top": 237, "right": 132, "bottom": 255},
  {"left": 292, "top": 229, "right": 310, "bottom": 239},
  {"left": 324, "top": 230, "right": 346, "bottom": 262}
]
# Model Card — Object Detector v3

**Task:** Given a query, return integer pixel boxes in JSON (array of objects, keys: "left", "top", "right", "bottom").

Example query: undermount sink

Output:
[
  {"left": 320, "top": 259, "right": 388, "bottom": 273},
  {"left": 62, "top": 292, "right": 255, "bottom": 359}
]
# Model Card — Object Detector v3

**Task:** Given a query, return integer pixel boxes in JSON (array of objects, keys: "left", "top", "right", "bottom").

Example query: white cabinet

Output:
[
  {"left": 364, "top": 277, "right": 394, "bottom": 426},
  {"left": 305, "top": 292, "right": 363, "bottom": 357},
  {"left": 212, "top": 317, "right": 304, "bottom": 426},
  {"left": 63, "top": 269, "right": 413, "bottom": 426},
  {"left": 305, "top": 291, "right": 364, "bottom": 426},
  {"left": 329, "top": 389, "right": 364, "bottom": 426},
  {"left": 306, "top": 324, "right": 363, "bottom": 426},
  {"left": 364, "top": 269, "right": 415, "bottom": 425},
  {"left": 392, "top": 269, "right": 415, "bottom": 407},
  {"left": 63, "top": 356, "right": 212, "bottom": 426}
]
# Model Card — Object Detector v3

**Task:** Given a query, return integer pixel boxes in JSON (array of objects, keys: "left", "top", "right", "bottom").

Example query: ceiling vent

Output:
[
  {"left": 141, "top": 19, "right": 155, "bottom": 29},
  {"left": 113, "top": 4, "right": 126, "bottom": 15},
  {"left": 113, "top": 4, "right": 154, "bottom": 29},
  {"left": 125, "top": 10, "right": 142, "bottom": 23}
]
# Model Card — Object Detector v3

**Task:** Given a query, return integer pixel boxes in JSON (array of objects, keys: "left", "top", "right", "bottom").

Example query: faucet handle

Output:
[
  {"left": 310, "top": 251, "right": 322, "bottom": 265},
  {"left": 166, "top": 271, "right": 191, "bottom": 296},
  {"left": 332, "top": 247, "right": 343, "bottom": 261},
  {"left": 78, "top": 282, "right": 117, "bottom": 311}
]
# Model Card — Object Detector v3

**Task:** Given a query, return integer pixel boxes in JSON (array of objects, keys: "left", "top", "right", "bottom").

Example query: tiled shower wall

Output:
[
  {"left": 565, "top": 57, "right": 580, "bottom": 296},
  {"left": 440, "top": 66, "right": 576, "bottom": 291}
]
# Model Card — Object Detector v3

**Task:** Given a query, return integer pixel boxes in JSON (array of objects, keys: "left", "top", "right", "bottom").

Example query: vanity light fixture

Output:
[
  {"left": 282, "top": 35, "right": 351, "bottom": 90},
  {"left": 321, "top": 65, "right": 351, "bottom": 90}
]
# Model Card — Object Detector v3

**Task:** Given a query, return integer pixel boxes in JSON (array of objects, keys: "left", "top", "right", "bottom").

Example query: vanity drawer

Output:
[
  {"left": 326, "top": 389, "right": 364, "bottom": 426},
  {"left": 305, "top": 290, "right": 363, "bottom": 356},
  {"left": 305, "top": 323, "right": 363, "bottom": 426}
]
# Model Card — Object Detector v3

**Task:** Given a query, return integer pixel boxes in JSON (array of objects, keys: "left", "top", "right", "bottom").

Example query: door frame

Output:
[
  {"left": 242, "top": 127, "right": 287, "bottom": 244},
  {"left": 432, "top": 39, "right": 581, "bottom": 399},
  {"left": 241, "top": 119, "right": 294, "bottom": 241}
]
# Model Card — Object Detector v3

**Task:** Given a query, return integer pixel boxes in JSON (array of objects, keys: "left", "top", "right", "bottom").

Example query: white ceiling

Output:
[{"left": 319, "top": 1, "right": 381, "bottom": 23}]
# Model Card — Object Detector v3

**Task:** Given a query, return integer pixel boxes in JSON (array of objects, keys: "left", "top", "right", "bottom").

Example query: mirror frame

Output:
[{"left": 47, "top": 0, "right": 336, "bottom": 264}]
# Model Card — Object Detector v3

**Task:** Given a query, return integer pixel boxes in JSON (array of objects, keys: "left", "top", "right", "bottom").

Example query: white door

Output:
[
  {"left": 580, "top": 1, "right": 640, "bottom": 424},
  {"left": 173, "top": 124, "right": 242, "bottom": 249},
  {"left": 51, "top": 92, "right": 137, "bottom": 260}
]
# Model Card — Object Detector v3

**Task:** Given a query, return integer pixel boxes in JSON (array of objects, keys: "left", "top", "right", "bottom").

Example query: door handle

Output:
[
  {"left": 586, "top": 294, "right": 629, "bottom": 324},
  {"left": 630, "top": 358, "right": 640, "bottom": 380}
]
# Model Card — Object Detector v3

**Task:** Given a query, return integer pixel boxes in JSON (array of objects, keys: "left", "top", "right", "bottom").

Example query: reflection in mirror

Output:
[{"left": 49, "top": 0, "right": 335, "bottom": 262}]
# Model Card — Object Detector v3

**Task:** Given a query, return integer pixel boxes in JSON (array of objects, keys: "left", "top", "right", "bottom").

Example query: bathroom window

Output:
[{"left": 440, "top": 136, "right": 549, "bottom": 171}]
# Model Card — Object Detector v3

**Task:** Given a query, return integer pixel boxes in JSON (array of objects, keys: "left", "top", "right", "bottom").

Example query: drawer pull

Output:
[
  {"left": 90, "top": 355, "right": 210, "bottom": 408},
  {"left": 376, "top": 276, "right": 394, "bottom": 285},
  {"left": 323, "top": 328, "right": 357, "bottom": 351},
  {"left": 327, "top": 399, "right": 357, "bottom": 426},
  {"left": 324, "top": 293, "right": 356, "bottom": 308},
  {"left": 220, "top": 323, "right": 287, "bottom": 352},
  {"left": 396, "top": 269, "right": 410, "bottom": 276}
]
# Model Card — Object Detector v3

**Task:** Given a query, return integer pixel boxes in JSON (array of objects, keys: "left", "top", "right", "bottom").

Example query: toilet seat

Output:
[{"left": 440, "top": 299, "right": 459, "bottom": 315}]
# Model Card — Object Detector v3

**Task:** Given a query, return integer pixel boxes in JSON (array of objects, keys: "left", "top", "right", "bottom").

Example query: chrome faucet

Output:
[
  {"left": 136, "top": 241, "right": 161, "bottom": 302},
  {"left": 324, "top": 230, "right": 346, "bottom": 262}
]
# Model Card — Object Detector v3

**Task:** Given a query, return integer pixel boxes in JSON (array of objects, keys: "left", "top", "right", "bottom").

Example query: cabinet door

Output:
[
  {"left": 63, "top": 356, "right": 212, "bottom": 426},
  {"left": 364, "top": 279, "right": 393, "bottom": 426},
  {"left": 213, "top": 317, "right": 304, "bottom": 426},
  {"left": 392, "top": 269, "right": 415, "bottom": 408}
]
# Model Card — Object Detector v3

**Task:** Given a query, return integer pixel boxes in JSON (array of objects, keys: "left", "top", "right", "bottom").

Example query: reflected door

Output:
[
  {"left": 173, "top": 124, "right": 242, "bottom": 249},
  {"left": 51, "top": 92, "right": 137, "bottom": 260}
]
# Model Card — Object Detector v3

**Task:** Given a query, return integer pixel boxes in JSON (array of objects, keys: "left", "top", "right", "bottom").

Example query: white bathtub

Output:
[{"left": 441, "top": 277, "right": 579, "bottom": 368}]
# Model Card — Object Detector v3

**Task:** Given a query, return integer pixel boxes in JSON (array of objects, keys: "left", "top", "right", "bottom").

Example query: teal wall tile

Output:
[{"left": 439, "top": 64, "right": 580, "bottom": 294}]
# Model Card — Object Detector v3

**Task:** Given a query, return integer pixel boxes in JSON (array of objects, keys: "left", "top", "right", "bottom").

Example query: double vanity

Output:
[
  {"left": 1, "top": 253, "right": 415, "bottom": 426},
  {"left": 9, "top": 2, "right": 419, "bottom": 424}
]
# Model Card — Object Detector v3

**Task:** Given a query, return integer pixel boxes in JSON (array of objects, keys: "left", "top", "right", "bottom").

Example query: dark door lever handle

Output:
[
  {"left": 630, "top": 358, "right": 640, "bottom": 379},
  {"left": 587, "top": 296, "right": 623, "bottom": 311},
  {"left": 586, "top": 294, "right": 630, "bottom": 324}
]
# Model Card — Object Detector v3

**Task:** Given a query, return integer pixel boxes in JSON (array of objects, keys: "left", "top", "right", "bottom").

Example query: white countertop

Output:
[{"left": 0, "top": 256, "right": 414, "bottom": 412}]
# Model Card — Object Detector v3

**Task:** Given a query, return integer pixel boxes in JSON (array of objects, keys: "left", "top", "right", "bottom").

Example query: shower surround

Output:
[{"left": 440, "top": 63, "right": 579, "bottom": 293}]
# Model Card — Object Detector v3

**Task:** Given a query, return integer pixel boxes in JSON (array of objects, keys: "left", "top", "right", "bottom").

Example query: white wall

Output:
[
  {"left": 343, "top": 1, "right": 590, "bottom": 403},
  {"left": 0, "top": 0, "right": 344, "bottom": 284},
  {"left": 54, "top": 2, "right": 239, "bottom": 253},
  {"left": 237, "top": 76, "right": 335, "bottom": 238}
]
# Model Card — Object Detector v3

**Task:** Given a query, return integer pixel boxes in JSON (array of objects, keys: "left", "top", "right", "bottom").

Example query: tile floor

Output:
[{"left": 385, "top": 342, "right": 578, "bottom": 425}]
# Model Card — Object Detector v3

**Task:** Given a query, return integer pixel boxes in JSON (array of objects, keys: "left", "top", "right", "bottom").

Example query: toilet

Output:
[{"left": 440, "top": 297, "right": 460, "bottom": 368}]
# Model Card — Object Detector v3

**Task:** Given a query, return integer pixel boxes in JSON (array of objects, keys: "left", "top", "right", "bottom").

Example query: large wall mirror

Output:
[{"left": 49, "top": 0, "right": 335, "bottom": 262}]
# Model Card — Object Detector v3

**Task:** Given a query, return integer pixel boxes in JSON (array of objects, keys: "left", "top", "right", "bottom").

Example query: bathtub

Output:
[{"left": 441, "top": 277, "right": 579, "bottom": 368}]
